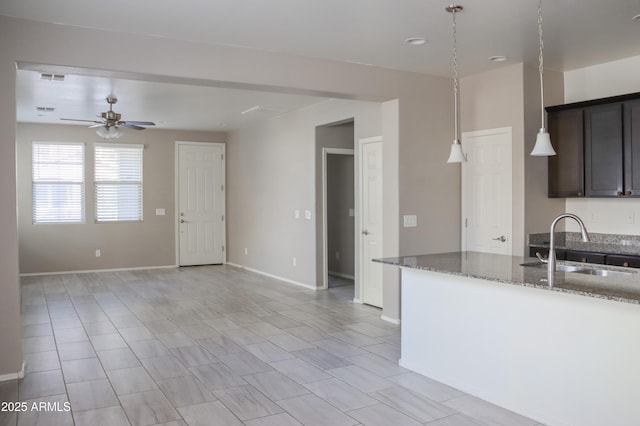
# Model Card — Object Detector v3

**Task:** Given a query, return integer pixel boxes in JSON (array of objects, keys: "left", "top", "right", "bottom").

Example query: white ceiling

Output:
[{"left": 5, "top": 0, "right": 640, "bottom": 131}]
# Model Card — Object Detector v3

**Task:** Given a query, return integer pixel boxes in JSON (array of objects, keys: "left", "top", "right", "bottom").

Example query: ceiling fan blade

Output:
[
  {"left": 121, "top": 120, "right": 155, "bottom": 126},
  {"left": 88, "top": 124, "right": 104, "bottom": 128},
  {"left": 60, "top": 118, "right": 104, "bottom": 124},
  {"left": 120, "top": 123, "right": 145, "bottom": 130}
]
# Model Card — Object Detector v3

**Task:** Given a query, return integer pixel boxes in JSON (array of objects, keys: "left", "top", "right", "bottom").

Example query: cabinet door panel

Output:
[
  {"left": 584, "top": 103, "right": 623, "bottom": 197},
  {"left": 548, "top": 109, "right": 584, "bottom": 197},
  {"left": 624, "top": 100, "right": 640, "bottom": 196}
]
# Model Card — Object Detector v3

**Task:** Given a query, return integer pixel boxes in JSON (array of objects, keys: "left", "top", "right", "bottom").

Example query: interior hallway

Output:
[{"left": 5, "top": 265, "right": 541, "bottom": 425}]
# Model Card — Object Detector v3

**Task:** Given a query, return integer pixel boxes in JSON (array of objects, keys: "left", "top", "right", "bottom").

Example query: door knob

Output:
[
  {"left": 180, "top": 219, "right": 189, "bottom": 224},
  {"left": 492, "top": 235, "right": 507, "bottom": 242},
  {"left": 362, "top": 230, "right": 370, "bottom": 235}
]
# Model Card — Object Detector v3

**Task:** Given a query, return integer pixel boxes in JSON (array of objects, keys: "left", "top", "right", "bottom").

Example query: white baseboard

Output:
[
  {"left": 0, "top": 361, "right": 25, "bottom": 382},
  {"left": 353, "top": 298, "right": 363, "bottom": 304},
  {"left": 225, "top": 262, "right": 318, "bottom": 291},
  {"left": 328, "top": 271, "right": 355, "bottom": 280},
  {"left": 20, "top": 265, "right": 178, "bottom": 277},
  {"left": 381, "top": 314, "right": 401, "bottom": 325}
]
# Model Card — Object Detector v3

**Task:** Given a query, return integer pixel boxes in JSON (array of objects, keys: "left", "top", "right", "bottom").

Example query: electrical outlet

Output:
[
  {"left": 335, "top": 251, "right": 340, "bottom": 260},
  {"left": 244, "top": 248, "right": 248, "bottom": 255},
  {"left": 95, "top": 249, "right": 101, "bottom": 257},
  {"left": 626, "top": 211, "right": 635, "bottom": 224},
  {"left": 304, "top": 210, "right": 311, "bottom": 220},
  {"left": 294, "top": 210, "right": 301, "bottom": 219},
  {"left": 293, "top": 257, "right": 297, "bottom": 267}
]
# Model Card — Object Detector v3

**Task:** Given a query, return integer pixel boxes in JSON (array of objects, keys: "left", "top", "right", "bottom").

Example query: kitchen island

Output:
[{"left": 375, "top": 252, "right": 640, "bottom": 426}]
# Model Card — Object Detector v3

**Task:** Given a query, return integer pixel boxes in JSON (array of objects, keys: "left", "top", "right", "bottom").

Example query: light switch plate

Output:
[
  {"left": 403, "top": 215, "right": 417, "bottom": 227},
  {"left": 156, "top": 208, "right": 166, "bottom": 216},
  {"left": 294, "top": 210, "right": 301, "bottom": 219},
  {"left": 348, "top": 208, "right": 355, "bottom": 217},
  {"left": 304, "top": 210, "right": 312, "bottom": 220}
]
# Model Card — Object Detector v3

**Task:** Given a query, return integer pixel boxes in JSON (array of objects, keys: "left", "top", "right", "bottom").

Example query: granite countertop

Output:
[
  {"left": 528, "top": 232, "right": 640, "bottom": 256},
  {"left": 374, "top": 251, "right": 640, "bottom": 305}
]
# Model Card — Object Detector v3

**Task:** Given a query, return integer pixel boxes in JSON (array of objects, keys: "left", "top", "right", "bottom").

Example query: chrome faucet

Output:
[{"left": 546, "top": 213, "right": 590, "bottom": 274}]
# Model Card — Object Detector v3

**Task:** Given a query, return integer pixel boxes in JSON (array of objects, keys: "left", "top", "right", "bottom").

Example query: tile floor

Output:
[{"left": 1, "top": 265, "right": 543, "bottom": 426}]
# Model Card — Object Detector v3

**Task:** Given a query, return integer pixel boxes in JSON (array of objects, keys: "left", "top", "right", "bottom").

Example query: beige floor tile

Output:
[
  {"left": 120, "top": 389, "right": 181, "bottom": 426},
  {"left": 24, "top": 350, "right": 60, "bottom": 373},
  {"left": 214, "top": 385, "right": 283, "bottom": 420},
  {"left": 73, "top": 406, "right": 130, "bottom": 426},
  {"left": 66, "top": 379, "right": 119, "bottom": 412},
  {"left": 156, "top": 375, "right": 216, "bottom": 407},
  {"left": 17, "top": 394, "right": 72, "bottom": 426},
  {"left": 140, "top": 355, "right": 190, "bottom": 380},
  {"left": 243, "top": 371, "right": 309, "bottom": 401},
  {"left": 304, "top": 378, "right": 378, "bottom": 412},
  {"left": 18, "top": 369, "right": 66, "bottom": 400},
  {"left": 106, "top": 366, "right": 158, "bottom": 395},
  {"left": 60, "top": 358, "right": 106, "bottom": 383},
  {"left": 177, "top": 401, "right": 243, "bottom": 426},
  {"left": 347, "top": 402, "right": 423, "bottom": 426},
  {"left": 276, "top": 394, "right": 358, "bottom": 426},
  {"left": 97, "top": 347, "right": 142, "bottom": 371}
]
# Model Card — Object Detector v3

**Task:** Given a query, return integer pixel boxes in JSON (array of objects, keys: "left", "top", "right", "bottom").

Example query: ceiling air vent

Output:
[
  {"left": 35, "top": 107, "right": 55, "bottom": 113},
  {"left": 40, "top": 73, "right": 65, "bottom": 81}
]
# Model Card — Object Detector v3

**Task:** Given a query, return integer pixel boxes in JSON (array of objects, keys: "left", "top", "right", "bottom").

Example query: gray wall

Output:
[
  {"left": 227, "top": 100, "right": 380, "bottom": 289},
  {"left": 460, "top": 64, "right": 565, "bottom": 254},
  {"left": 0, "top": 14, "right": 458, "bottom": 375},
  {"left": 17, "top": 123, "right": 226, "bottom": 274}
]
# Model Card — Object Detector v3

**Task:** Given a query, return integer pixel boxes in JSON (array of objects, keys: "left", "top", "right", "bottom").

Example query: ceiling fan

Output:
[{"left": 61, "top": 96, "right": 155, "bottom": 139}]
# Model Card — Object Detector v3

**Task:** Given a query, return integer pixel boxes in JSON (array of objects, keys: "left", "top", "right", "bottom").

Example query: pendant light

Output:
[
  {"left": 446, "top": 5, "right": 466, "bottom": 163},
  {"left": 530, "top": 0, "right": 556, "bottom": 156}
]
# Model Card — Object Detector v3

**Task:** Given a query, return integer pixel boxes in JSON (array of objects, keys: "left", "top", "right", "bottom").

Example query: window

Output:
[
  {"left": 32, "top": 142, "right": 85, "bottom": 224},
  {"left": 94, "top": 143, "right": 143, "bottom": 222}
]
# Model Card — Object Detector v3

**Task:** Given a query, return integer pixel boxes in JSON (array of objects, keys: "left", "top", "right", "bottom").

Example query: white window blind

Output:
[
  {"left": 94, "top": 143, "right": 143, "bottom": 222},
  {"left": 32, "top": 142, "right": 85, "bottom": 224}
]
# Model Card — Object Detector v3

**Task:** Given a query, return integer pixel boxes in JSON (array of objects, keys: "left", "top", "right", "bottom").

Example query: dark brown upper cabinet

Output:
[
  {"left": 584, "top": 103, "right": 623, "bottom": 196},
  {"left": 624, "top": 99, "right": 640, "bottom": 196},
  {"left": 546, "top": 92, "right": 640, "bottom": 198},
  {"left": 548, "top": 108, "right": 584, "bottom": 197}
]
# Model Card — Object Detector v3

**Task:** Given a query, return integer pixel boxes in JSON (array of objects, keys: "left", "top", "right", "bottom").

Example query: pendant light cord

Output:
[
  {"left": 452, "top": 8, "right": 459, "bottom": 141},
  {"left": 538, "top": 0, "right": 545, "bottom": 129}
]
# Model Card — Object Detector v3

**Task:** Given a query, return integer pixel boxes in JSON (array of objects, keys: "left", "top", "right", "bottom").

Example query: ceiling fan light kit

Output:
[{"left": 60, "top": 96, "right": 155, "bottom": 139}]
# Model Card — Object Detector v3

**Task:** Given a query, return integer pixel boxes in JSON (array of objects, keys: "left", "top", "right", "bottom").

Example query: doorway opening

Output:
[
  {"left": 317, "top": 120, "right": 355, "bottom": 298},
  {"left": 325, "top": 151, "right": 355, "bottom": 290}
]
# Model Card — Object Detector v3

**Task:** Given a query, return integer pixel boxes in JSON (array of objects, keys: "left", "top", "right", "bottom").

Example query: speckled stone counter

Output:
[
  {"left": 374, "top": 251, "right": 640, "bottom": 305},
  {"left": 529, "top": 231, "right": 640, "bottom": 255}
]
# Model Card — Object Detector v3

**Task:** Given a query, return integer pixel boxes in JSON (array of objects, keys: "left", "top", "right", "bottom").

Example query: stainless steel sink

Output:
[
  {"left": 520, "top": 262, "right": 586, "bottom": 273},
  {"left": 520, "top": 262, "right": 634, "bottom": 276},
  {"left": 573, "top": 268, "right": 633, "bottom": 277}
]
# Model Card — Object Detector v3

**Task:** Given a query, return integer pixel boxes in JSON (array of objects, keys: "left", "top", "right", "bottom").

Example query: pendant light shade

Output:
[
  {"left": 530, "top": 0, "right": 556, "bottom": 157},
  {"left": 531, "top": 129, "right": 555, "bottom": 156},
  {"left": 447, "top": 140, "right": 466, "bottom": 163},
  {"left": 446, "top": 5, "right": 466, "bottom": 163}
]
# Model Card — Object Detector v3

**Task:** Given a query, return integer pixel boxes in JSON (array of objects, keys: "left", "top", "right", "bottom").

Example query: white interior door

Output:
[
  {"left": 177, "top": 142, "right": 225, "bottom": 266},
  {"left": 360, "top": 137, "right": 383, "bottom": 308},
  {"left": 462, "top": 127, "right": 512, "bottom": 255}
]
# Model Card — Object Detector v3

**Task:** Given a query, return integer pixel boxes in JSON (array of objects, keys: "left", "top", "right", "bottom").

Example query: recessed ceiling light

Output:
[
  {"left": 489, "top": 55, "right": 508, "bottom": 62},
  {"left": 633, "top": 14, "right": 640, "bottom": 22},
  {"left": 405, "top": 37, "right": 427, "bottom": 46}
]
